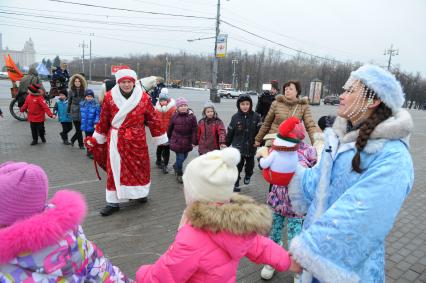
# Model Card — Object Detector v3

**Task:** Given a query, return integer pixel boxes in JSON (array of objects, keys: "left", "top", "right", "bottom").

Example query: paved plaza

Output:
[{"left": 1, "top": 81, "right": 426, "bottom": 282}]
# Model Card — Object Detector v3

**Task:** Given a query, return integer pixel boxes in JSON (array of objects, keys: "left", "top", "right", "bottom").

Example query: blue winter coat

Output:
[
  {"left": 53, "top": 99, "right": 72, "bottom": 123},
  {"left": 288, "top": 110, "right": 414, "bottom": 283},
  {"left": 80, "top": 100, "right": 100, "bottom": 132}
]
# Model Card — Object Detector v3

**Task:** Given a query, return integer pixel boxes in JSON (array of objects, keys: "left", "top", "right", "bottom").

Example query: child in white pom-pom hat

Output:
[{"left": 136, "top": 148, "right": 301, "bottom": 282}]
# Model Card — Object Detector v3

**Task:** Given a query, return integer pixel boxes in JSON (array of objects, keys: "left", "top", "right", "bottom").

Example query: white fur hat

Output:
[
  {"left": 183, "top": 148, "right": 240, "bottom": 204},
  {"left": 346, "top": 64, "right": 405, "bottom": 113},
  {"left": 115, "top": 69, "right": 137, "bottom": 84}
]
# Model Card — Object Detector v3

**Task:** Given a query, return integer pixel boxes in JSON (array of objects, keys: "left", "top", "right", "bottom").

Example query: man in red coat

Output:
[
  {"left": 87, "top": 69, "right": 168, "bottom": 216},
  {"left": 20, "top": 83, "right": 55, "bottom": 145}
]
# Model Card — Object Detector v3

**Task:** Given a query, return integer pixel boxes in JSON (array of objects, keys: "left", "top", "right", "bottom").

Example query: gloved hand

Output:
[
  {"left": 84, "top": 136, "right": 98, "bottom": 151},
  {"left": 255, "top": 146, "right": 269, "bottom": 159}
]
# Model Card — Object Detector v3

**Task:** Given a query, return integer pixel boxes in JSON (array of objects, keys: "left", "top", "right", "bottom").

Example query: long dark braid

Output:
[{"left": 352, "top": 102, "right": 392, "bottom": 173}]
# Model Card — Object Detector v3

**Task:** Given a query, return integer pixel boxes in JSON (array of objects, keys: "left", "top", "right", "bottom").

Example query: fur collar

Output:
[
  {"left": 186, "top": 194, "right": 272, "bottom": 235},
  {"left": 332, "top": 109, "right": 413, "bottom": 153},
  {"left": 155, "top": 98, "right": 176, "bottom": 112},
  {"left": 276, "top": 95, "right": 308, "bottom": 106},
  {"left": 68, "top": 73, "right": 88, "bottom": 89},
  {"left": 0, "top": 190, "right": 86, "bottom": 264}
]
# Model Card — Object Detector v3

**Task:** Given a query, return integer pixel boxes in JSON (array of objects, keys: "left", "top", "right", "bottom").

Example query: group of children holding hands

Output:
[
  {"left": 12, "top": 80, "right": 317, "bottom": 282},
  {"left": 19, "top": 82, "right": 100, "bottom": 159}
]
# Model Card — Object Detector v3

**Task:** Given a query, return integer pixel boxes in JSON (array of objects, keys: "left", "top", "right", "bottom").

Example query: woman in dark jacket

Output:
[{"left": 67, "top": 74, "right": 87, "bottom": 148}]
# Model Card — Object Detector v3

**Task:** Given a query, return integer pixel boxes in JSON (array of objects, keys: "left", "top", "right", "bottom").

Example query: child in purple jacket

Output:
[{"left": 168, "top": 97, "right": 198, "bottom": 183}]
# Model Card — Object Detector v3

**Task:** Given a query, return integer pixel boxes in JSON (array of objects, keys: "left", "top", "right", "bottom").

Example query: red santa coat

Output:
[{"left": 93, "top": 84, "right": 167, "bottom": 203}]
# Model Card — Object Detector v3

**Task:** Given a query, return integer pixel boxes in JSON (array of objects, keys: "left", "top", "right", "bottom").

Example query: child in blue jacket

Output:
[
  {"left": 80, "top": 89, "right": 100, "bottom": 158},
  {"left": 53, "top": 89, "right": 72, "bottom": 144}
]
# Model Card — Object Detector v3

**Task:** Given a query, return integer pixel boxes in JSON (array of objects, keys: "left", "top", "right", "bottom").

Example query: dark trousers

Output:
[
  {"left": 156, "top": 145, "right": 170, "bottom": 166},
  {"left": 71, "top": 121, "right": 83, "bottom": 146},
  {"left": 30, "top": 122, "right": 45, "bottom": 141},
  {"left": 60, "top": 122, "right": 73, "bottom": 141},
  {"left": 237, "top": 155, "right": 255, "bottom": 179}
]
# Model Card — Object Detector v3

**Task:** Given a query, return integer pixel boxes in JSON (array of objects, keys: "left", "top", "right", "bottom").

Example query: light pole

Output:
[
  {"left": 210, "top": 0, "right": 221, "bottom": 103},
  {"left": 89, "top": 33, "right": 94, "bottom": 81},
  {"left": 383, "top": 44, "right": 399, "bottom": 71},
  {"left": 78, "top": 41, "right": 88, "bottom": 74},
  {"left": 232, "top": 59, "right": 238, "bottom": 89}
]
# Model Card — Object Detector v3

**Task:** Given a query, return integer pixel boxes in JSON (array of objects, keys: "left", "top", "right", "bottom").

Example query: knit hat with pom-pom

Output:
[{"left": 183, "top": 147, "right": 240, "bottom": 204}]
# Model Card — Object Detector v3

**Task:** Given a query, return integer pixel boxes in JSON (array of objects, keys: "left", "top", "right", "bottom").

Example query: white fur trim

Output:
[
  {"left": 333, "top": 109, "right": 413, "bottom": 147},
  {"left": 93, "top": 131, "right": 107, "bottom": 145},
  {"left": 115, "top": 69, "right": 137, "bottom": 83},
  {"left": 290, "top": 236, "right": 360, "bottom": 283},
  {"left": 287, "top": 165, "right": 309, "bottom": 214},
  {"left": 155, "top": 98, "right": 176, "bottom": 112},
  {"left": 273, "top": 138, "right": 297, "bottom": 147},
  {"left": 153, "top": 133, "right": 168, "bottom": 146},
  {"left": 106, "top": 190, "right": 129, "bottom": 203}
]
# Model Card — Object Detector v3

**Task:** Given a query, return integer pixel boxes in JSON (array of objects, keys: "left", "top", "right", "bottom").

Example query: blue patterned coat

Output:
[{"left": 288, "top": 109, "right": 414, "bottom": 283}]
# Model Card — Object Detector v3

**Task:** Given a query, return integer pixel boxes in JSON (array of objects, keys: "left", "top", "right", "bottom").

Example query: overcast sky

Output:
[{"left": 1, "top": 0, "right": 425, "bottom": 75}]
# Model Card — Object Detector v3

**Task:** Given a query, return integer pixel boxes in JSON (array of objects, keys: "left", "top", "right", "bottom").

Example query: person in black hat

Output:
[{"left": 255, "top": 80, "right": 279, "bottom": 121}]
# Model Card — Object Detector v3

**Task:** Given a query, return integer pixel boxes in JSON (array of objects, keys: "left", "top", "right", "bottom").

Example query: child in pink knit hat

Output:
[{"left": 0, "top": 161, "right": 132, "bottom": 283}]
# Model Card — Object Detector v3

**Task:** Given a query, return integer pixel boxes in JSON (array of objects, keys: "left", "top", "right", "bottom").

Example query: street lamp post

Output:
[{"left": 232, "top": 59, "right": 238, "bottom": 89}]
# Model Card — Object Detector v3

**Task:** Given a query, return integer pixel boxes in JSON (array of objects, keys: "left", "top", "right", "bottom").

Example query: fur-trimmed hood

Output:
[
  {"left": 276, "top": 94, "right": 309, "bottom": 106},
  {"left": 186, "top": 194, "right": 272, "bottom": 235},
  {"left": 0, "top": 190, "right": 86, "bottom": 264},
  {"left": 68, "top": 73, "right": 88, "bottom": 89},
  {"left": 155, "top": 98, "right": 176, "bottom": 112},
  {"left": 332, "top": 109, "right": 413, "bottom": 152}
]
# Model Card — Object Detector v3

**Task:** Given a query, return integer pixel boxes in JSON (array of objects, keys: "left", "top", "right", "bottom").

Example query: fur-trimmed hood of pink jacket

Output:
[
  {"left": 136, "top": 194, "right": 291, "bottom": 282},
  {"left": 0, "top": 190, "right": 131, "bottom": 283}
]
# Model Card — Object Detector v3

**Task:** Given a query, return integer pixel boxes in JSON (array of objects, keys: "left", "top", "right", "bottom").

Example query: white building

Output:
[{"left": 0, "top": 33, "right": 36, "bottom": 70}]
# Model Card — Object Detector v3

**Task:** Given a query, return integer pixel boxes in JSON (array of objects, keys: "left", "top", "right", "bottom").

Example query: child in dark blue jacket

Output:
[
  {"left": 53, "top": 90, "right": 72, "bottom": 144},
  {"left": 80, "top": 89, "right": 100, "bottom": 158}
]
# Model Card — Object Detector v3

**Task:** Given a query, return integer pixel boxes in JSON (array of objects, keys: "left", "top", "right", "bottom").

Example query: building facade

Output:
[{"left": 0, "top": 33, "right": 36, "bottom": 70}]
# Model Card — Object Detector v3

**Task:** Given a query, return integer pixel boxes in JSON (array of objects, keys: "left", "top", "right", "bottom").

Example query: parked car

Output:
[
  {"left": 242, "top": 90, "right": 258, "bottom": 96},
  {"left": 323, "top": 95, "right": 340, "bottom": 105},
  {"left": 218, "top": 88, "right": 241, "bottom": 98},
  {"left": 0, "top": 72, "right": 9, "bottom": 79}
]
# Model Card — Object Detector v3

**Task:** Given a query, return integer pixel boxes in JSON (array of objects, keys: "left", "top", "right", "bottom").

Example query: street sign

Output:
[
  {"left": 111, "top": 65, "right": 130, "bottom": 75},
  {"left": 216, "top": 34, "right": 228, "bottom": 58}
]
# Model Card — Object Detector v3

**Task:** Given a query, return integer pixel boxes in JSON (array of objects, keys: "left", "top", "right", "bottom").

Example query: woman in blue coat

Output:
[{"left": 288, "top": 65, "right": 414, "bottom": 283}]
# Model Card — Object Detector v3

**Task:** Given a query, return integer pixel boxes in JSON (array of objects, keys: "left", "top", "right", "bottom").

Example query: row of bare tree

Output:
[{"left": 64, "top": 48, "right": 426, "bottom": 109}]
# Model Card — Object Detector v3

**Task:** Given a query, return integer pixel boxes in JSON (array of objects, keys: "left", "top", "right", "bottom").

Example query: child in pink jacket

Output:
[
  {"left": 0, "top": 161, "right": 131, "bottom": 283},
  {"left": 136, "top": 148, "right": 300, "bottom": 282}
]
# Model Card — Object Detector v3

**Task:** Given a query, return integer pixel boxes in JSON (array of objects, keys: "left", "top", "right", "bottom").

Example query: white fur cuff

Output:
[
  {"left": 290, "top": 236, "right": 360, "bottom": 283},
  {"left": 287, "top": 165, "right": 309, "bottom": 214},
  {"left": 93, "top": 131, "right": 107, "bottom": 145},
  {"left": 153, "top": 133, "right": 168, "bottom": 146}
]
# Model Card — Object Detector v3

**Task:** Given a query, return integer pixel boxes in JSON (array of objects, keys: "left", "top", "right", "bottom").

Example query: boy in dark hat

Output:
[
  {"left": 226, "top": 94, "right": 262, "bottom": 191},
  {"left": 20, "top": 84, "right": 55, "bottom": 145},
  {"left": 53, "top": 89, "right": 73, "bottom": 145}
]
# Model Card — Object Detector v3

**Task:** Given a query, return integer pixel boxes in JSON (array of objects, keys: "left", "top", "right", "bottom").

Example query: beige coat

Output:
[{"left": 255, "top": 95, "right": 319, "bottom": 144}]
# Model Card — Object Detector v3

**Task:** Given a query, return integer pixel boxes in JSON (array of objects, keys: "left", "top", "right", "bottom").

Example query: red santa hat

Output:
[
  {"left": 273, "top": 117, "right": 302, "bottom": 148},
  {"left": 115, "top": 69, "right": 137, "bottom": 84}
]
